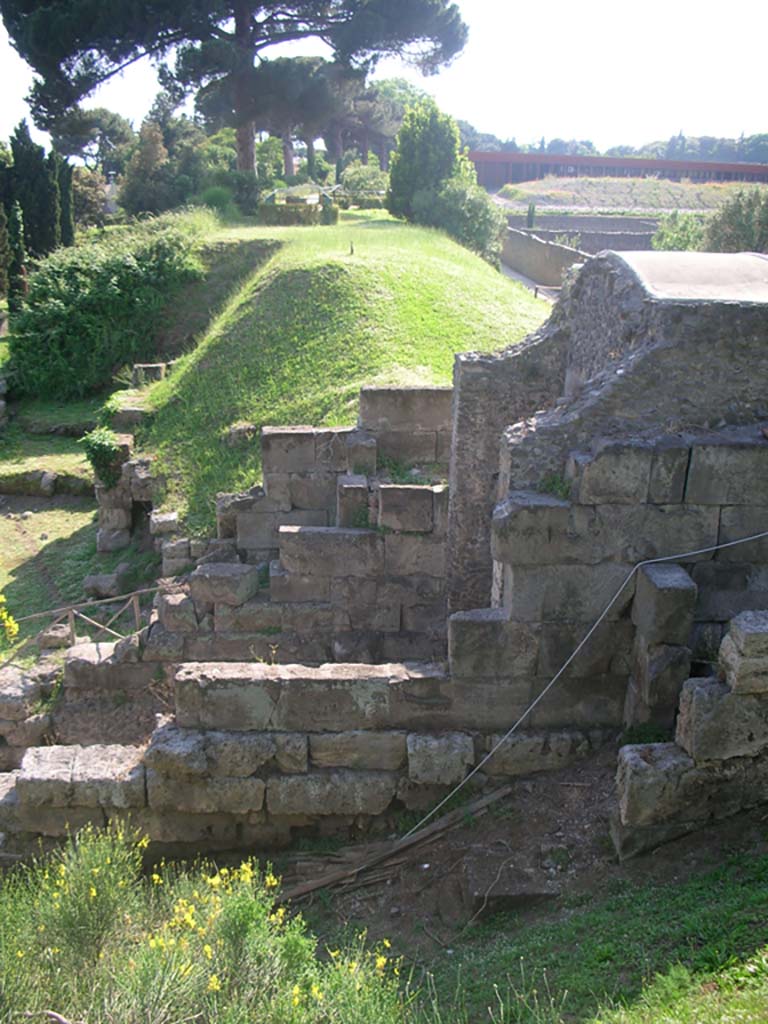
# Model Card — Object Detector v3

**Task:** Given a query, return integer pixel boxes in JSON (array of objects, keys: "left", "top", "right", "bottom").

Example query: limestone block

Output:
[
  {"left": 377, "top": 430, "right": 437, "bottom": 464},
  {"left": 716, "top": 506, "right": 768, "bottom": 564},
  {"left": 617, "top": 742, "right": 745, "bottom": 827},
  {"left": 690, "top": 563, "right": 768, "bottom": 622},
  {"left": 433, "top": 485, "right": 449, "bottom": 536},
  {"left": 270, "top": 562, "right": 330, "bottom": 603},
  {"left": 63, "top": 643, "right": 155, "bottom": 692},
  {"left": 214, "top": 597, "right": 282, "bottom": 633},
  {"left": 449, "top": 609, "right": 539, "bottom": 679},
  {"left": 385, "top": 534, "right": 445, "bottom": 577},
  {"left": 528, "top": 673, "right": 627, "bottom": 730},
  {"left": 537, "top": 620, "right": 633, "bottom": 679},
  {"left": 567, "top": 441, "right": 653, "bottom": 505},
  {"left": 280, "top": 603, "right": 335, "bottom": 635},
  {"left": 631, "top": 563, "right": 697, "bottom": 645},
  {"left": 378, "top": 485, "right": 434, "bottom": 533},
  {"left": 184, "top": 632, "right": 331, "bottom": 665},
  {"left": 174, "top": 661, "right": 450, "bottom": 733},
  {"left": 336, "top": 474, "right": 369, "bottom": 528},
  {"left": 189, "top": 562, "right": 261, "bottom": 607},
  {"left": 83, "top": 571, "right": 123, "bottom": 599},
  {"left": 275, "top": 734, "right": 308, "bottom": 774},
  {"left": 204, "top": 731, "right": 276, "bottom": 776},
  {"left": 216, "top": 488, "right": 263, "bottom": 537},
  {"left": 262, "top": 474, "right": 292, "bottom": 512},
  {"left": 359, "top": 386, "right": 452, "bottom": 433},
  {"left": 314, "top": 428, "right": 356, "bottom": 471},
  {"left": 610, "top": 809, "right": 697, "bottom": 861},
  {"left": 142, "top": 623, "right": 185, "bottom": 662},
  {"left": 686, "top": 443, "right": 768, "bottom": 505},
  {"left": 127, "top": 459, "right": 163, "bottom": 503},
  {"left": 158, "top": 591, "right": 198, "bottom": 633},
  {"left": 676, "top": 676, "right": 768, "bottom": 761},
  {"left": 634, "top": 637, "right": 691, "bottom": 709},
  {"left": 162, "top": 557, "right": 195, "bottom": 578},
  {"left": 378, "top": 632, "right": 445, "bottom": 663},
  {"left": 401, "top": 600, "right": 447, "bottom": 636},
  {"left": 147, "top": 770, "right": 265, "bottom": 815},
  {"left": 279, "top": 526, "right": 384, "bottom": 578},
  {"left": 309, "top": 731, "right": 407, "bottom": 770},
  {"left": 345, "top": 430, "right": 377, "bottom": 475},
  {"left": 436, "top": 430, "right": 452, "bottom": 466},
  {"left": 719, "top": 633, "right": 768, "bottom": 694},
  {"left": 332, "top": 578, "right": 400, "bottom": 632},
  {"left": 150, "top": 511, "right": 179, "bottom": 535},
  {"left": 484, "top": 730, "right": 590, "bottom": 777},
  {"left": 190, "top": 540, "right": 206, "bottom": 559},
  {"left": 95, "top": 481, "right": 132, "bottom": 509},
  {"left": 380, "top": 576, "right": 444, "bottom": 608},
  {"left": 98, "top": 507, "right": 132, "bottom": 531},
  {"left": 144, "top": 723, "right": 207, "bottom": 779},
  {"left": 163, "top": 538, "right": 190, "bottom": 560},
  {"left": 0, "top": 772, "right": 18, "bottom": 830},
  {"left": 96, "top": 528, "right": 131, "bottom": 553},
  {"left": 266, "top": 770, "right": 396, "bottom": 816},
  {"left": 492, "top": 493, "right": 719, "bottom": 567},
  {"left": 0, "top": 668, "right": 42, "bottom": 721},
  {"left": 407, "top": 732, "right": 474, "bottom": 785},
  {"left": 132, "top": 362, "right": 166, "bottom": 386},
  {"left": 505, "top": 563, "right": 635, "bottom": 623},
  {"left": 16, "top": 806, "right": 104, "bottom": 837},
  {"left": 261, "top": 426, "right": 316, "bottom": 473},
  {"left": 648, "top": 444, "right": 690, "bottom": 504},
  {"left": 729, "top": 610, "right": 768, "bottom": 658},
  {"left": 1, "top": 712, "right": 52, "bottom": 748},
  {"left": 289, "top": 473, "right": 337, "bottom": 512},
  {"left": 16, "top": 746, "right": 79, "bottom": 806},
  {"left": 71, "top": 745, "right": 145, "bottom": 809}
]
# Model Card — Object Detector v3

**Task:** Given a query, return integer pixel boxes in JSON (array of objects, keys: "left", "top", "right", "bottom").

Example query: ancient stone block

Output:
[
  {"left": 336, "top": 474, "right": 369, "bottom": 528},
  {"left": 401, "top": 600, "right": 447, "bottom": 636},
  {"left": 163, "top": 538, "right": 190, "bottom": 560},
  {"left": 449, "top": 609, "right": 539, "bottom": 679},
  {"left": 376, "top": 430, "right": 437, "bottom": 464},
  {"left": 262, "top": 474, "right": 292, "bottom": 512},
  {"left": 536, "top": 620, "right": 633, "bottom": 679},
  {"left": 266, "top": 770, "right": 396, "bottom": 816},
  {"left": 648, "top": 444, "right": 690, "bottom": 504},
  {"left": 717, "top": 506, "right": 768, "bottom": 563},
  {"left": 158, "top": 591, "right": 198, "bottom": 633},
  {"left": 261, "top": 426, "right": 316, "bottom": 473},
  {"left": 483, "top": 730, "right": 590, "bottom": 777},
  {"left": 690, "top": 563, "right": 768, "bottom": 622},
  {"left": 432, "top": 485, "right": 449, "bottom": 536},
  {"left": 407, "top": 732, "right": 474, "bottom": 785},
  {"left": 144, "top": 723, "right": 207, "bottom": 779},
  {"left": 275, "top": 733, "right": 308, "bottom": 773},
  {"left": 359, "top": 387, "right": 452, "bottom": 433},
  {"left": 63, "top": 643, "right": 155, "bottom": 692},
  {"left": 314, "top": 428, "right": 356, "bottom": 471},
  {"left": 204, "top": 731, "right": 276, "bottom": 776},
  {"left": 528, "top": 673, "right": 628, "bottom": 729},
  {"left": 214, "top": 597, "right": 282, "bottom": 633},
  {"left": 1, "top": 712, "right": 52, "bottom": 748},
  {"left": 16, "top": 745, "right": 78, "bottom": 806},
  {"left": 378, "top": 632, "right": 445, "bottom": 663},
  {"left": 384, "top": 534, "right": 445, "bottom": 577},
  {"left": 493, "top": 494, "right": 719, "bottom": 567},
  {"left": 289, "top": 473, "right": 337, "bottom": 512},
  {"left": 15, "top": 806, "right": 104, "bottom": 837},
  {"left": 96, "top": 528, "right": 131, "bottom": 553},
  {"left": 309, "top": 731, "right": 407, "bottom": 770},
  {"left": 142, "top": 623, "right": 185, "bottom": 662},
  {"left": 189, "top": 562, "right": 261, "bottom": 607},
  {"left": 505, "top": 563, "right": 635, "bottom": 623},
  {"left": 567, "top": 441, "right": 653, "bottom": 505},
  {"left": 610, "top": 809, "right": 697, "bottom": 861},
  {"left": 632, "top": 563, "right": 697, "bottom": 645},
  {"left": 719, "top": 633, "right": 768, "bottom": 694},
  {"left": 634, "top": 637, "right": 691, "bottom": 709},
  {"left": 147, "top": 770, "right": 265, "bottom": 815},
  {"left": 676, "top": 676, "right": 768, "bottom": 761},
  {"left": 99, "top": 507, "right": 132, "bottom": 531},
  {"left": 280, "top": 602, "right": 335, "bottom": 635},
  {"left": 729, "top": 610, "right": 768, "bottom": 658},
  {"left": 270, "top": 562, "right": 330, "bottom": 603},
  {"left": 0, "top": 772, "right": 18, "bottom": 830},
  {"left": 378, "top": 485, "right": 434, "bottom": 533},
  {"left": 686, "top": 443, "right": 768, "bottom": 505},
  {"left": 150, "top": 511, "right": 179, "bottom": 536},
  {"left": 279, "top": 526, "right": 384, "bottom": 578},
  {"left": 132, "top": 362, "right": 166, "bottom": 386},
  {"left": 70, "top": 744, "right": 145, "bottom": 809},
  {"left": 0, "top": 668, "right": 42, "bottom": 721}
]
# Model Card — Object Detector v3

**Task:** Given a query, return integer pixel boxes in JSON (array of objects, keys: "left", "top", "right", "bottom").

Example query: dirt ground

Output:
[{"left": 279, "top": 743, "right": 768, "bottom": 965}]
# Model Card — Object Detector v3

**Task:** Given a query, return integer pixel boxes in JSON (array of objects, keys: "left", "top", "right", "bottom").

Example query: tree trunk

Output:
[
  {"left": 233, "top": 1, "right": 255, "bottom": 173},
  {"left": 360, "top": 127, "right": 369, "bottom": 165},
  {"left": 305, "top": 137, "right": 316, "bottom": 181},
  {"left": 282, "top": 133, "right": 295, "bottom": 179}
]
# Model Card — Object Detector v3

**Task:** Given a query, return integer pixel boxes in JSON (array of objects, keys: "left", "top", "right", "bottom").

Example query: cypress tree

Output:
[
  {"left": 0, "top": 203, "right": 9, "bottom": 298},
  {"left": 56, "top": 155, "right": 75, "bottom": 246},
  {"left": 8, "top": 201, "right": 28, "bottom": 315},
  {"left": 10, "top": 120, "right": 61, "bottom": 256},
  {"left": 43, "top": 151, "right": 62, "bottom": 252}
]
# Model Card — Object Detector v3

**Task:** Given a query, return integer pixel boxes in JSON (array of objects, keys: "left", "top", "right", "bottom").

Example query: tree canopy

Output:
[{"left": 1, "top": 0, "right": 467, "bottom": 171}]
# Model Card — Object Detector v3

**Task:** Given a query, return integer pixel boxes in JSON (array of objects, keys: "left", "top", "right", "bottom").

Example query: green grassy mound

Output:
[{"left": 144, "top": 214, "right": 548, "bottom": 532}]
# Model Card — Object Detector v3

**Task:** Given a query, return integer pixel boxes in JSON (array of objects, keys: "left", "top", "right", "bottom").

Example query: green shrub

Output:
[
  {"left": 199, "top": 185, "right": 235, "bottom": 214},
  {"left": 81, "top": 426, "right": 123, "bottom": 488},
  {"left": 257, "top": 203, "right": 338, "bottom": 226},
  {"left": 8, "top": 210, "right": 210, "bottom": 398},
  {"left": 412, "top": 178, "right": 506, "bottom": 265},
  {"left": 652, "top": 210, "right": 706, "bottom": 251},
  {"left": 703, "top": 187, "right": 768, "bottom": 252}
]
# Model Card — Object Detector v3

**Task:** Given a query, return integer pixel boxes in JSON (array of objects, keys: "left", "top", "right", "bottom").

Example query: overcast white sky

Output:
[{"left": 1, "top": 0, "right": 766, "bottom": 152}]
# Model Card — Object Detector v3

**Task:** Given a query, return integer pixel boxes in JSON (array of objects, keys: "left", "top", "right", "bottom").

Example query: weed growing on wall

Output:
[
  {"left": 81, "top": 427, "right": 123, "bottom": 488},
  {"left": 8, "top": 209, "right": 213, "bottom": 399}
]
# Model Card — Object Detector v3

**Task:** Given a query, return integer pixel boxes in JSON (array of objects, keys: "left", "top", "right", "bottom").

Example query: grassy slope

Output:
[
  {"left": 144, "top": 213, "right": 548, "bottom": 531},
  {"left": 499, "top": 176, "right": 768, "bottom": 212}
]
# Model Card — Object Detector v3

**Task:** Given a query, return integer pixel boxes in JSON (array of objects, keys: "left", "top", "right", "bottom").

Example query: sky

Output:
[{"left": 1, "top": 0, "right": 766, "bottom": 152}]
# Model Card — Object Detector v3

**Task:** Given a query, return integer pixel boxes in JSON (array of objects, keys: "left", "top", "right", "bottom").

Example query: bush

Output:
[
  {"left": 387, "top": 99, "right": 465, "bottom": 221},
  {"left": 652, "top": 211, "right": 706, "bottom": 251},
  {"left": 703, "top": 187, "right": 768, "bottom": 252},
  {"left": 8, "top": 210, "right": 210, "bottom": 398},
  {"left": 341, "top": 160, "right": 388, "bottom": 206},
  {"left": 81, "top": 426, "right": 123, "bottom": 488},
  {"left": 412, "top": 178, "right": 506, "bottom": 266},
  {"left": 256, "top": 203, "right": 338, "bottom": 226},
  {"left": 198, "top": 185, "right": 235, "bottom": 214}
]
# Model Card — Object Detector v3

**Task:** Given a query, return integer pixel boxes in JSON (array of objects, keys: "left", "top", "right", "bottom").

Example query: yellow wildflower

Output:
[
  {"left": 311, "top": 984, "right": 324, "bottom": 1002},
  {"left": 151, "top": 873, "right": 163, "bottom": 886},
  {"left": 204, "top": 944, "right": 213, "bottom": 960},
  {"left": 207, "top": 974, "right": 222, "bottom": 993},
  {"left": 383, "top": 938, "right": 391, "bottom": 948},
  {"left": 376, "top": 954, "right": 387, "bottom": 971},
  {"left": 264, "top": 871, "right": 279, "bottom": 889}
]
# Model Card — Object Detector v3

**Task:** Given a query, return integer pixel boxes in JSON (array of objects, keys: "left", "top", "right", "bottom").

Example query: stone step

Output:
[
  {"left": 63, "top": 642, "right": 157, "bottom": 693},
  {"left": 174, "top": 661, "right": 450, "bottom": 732}
]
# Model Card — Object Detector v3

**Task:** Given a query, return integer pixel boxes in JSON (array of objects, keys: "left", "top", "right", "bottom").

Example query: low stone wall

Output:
[
  {"left": 501, "top": 229, "right": 589, "bottom": 287},
  {"left": 507, "top": 215, "right": 659, "bottom": 233},
  {"left": 613, "top": 611, "right": 768, "bottom": 858},
  {"left": 519, "top": 228, "right": 655, "bottom": 255}
]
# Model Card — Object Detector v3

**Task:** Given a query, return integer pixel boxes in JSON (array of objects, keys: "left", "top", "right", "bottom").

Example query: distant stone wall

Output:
[
  {"left": 507, "top": 215, "right": 659, "bottom": 233},
  {"left": 520, "top": 228, "right": 655, "bottom": 255},
  {"left": 501, "top": 228, "right": 589, "bottom": 287}
]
